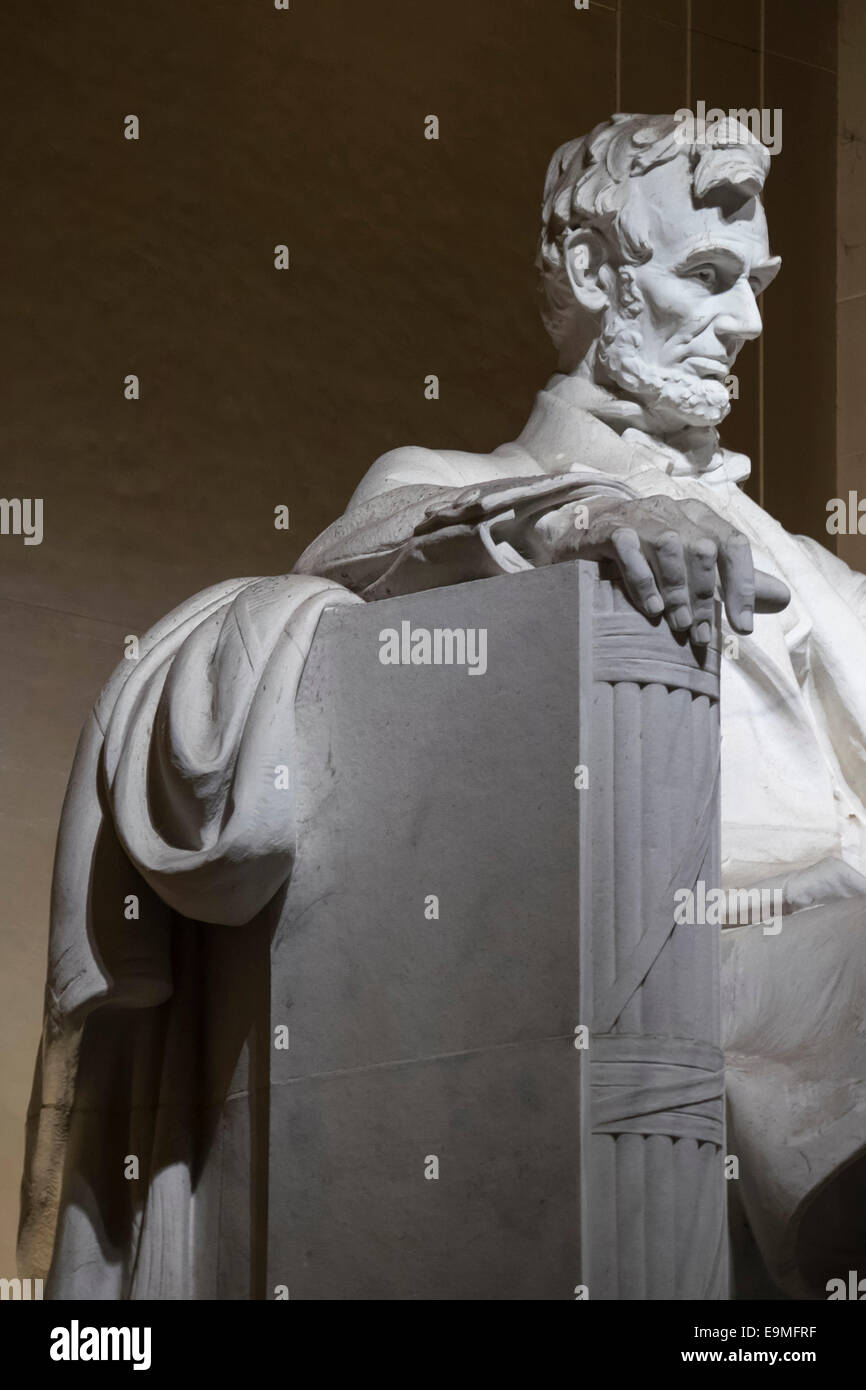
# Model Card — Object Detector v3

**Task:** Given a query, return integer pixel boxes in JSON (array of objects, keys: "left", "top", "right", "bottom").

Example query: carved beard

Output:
[{"left": 595, "top": 279, "right": 732, "bottom": 429}]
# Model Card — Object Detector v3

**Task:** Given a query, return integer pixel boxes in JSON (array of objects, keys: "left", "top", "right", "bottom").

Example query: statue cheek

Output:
[
  {"left": 638, "top": 278, "right": 694, "bottom": 332},
  {"left": 648, "top": 299, "right": 697, "bottom": 347},
  {"left": 660, "top": 294, "right": 715, "bottom": 341}
]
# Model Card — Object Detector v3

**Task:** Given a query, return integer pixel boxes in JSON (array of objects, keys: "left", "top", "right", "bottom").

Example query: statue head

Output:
[{"left": 536, "top": 113, "right": 781, "bottom": 433}]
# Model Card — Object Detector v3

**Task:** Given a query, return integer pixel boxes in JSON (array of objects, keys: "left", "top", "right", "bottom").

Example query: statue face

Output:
[{"left": 595, "top": 157, "right": 781, "bottom": 432}]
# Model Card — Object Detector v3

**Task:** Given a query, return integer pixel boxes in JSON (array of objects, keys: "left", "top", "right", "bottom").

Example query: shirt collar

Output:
[{"left": 507, "top": 373, "right": 752, "bottom": 489}]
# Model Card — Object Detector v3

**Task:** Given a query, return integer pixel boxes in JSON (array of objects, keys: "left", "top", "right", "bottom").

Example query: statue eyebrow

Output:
[
  {"left": 674, "top": 245, "right": 747, "bottom": 276},
  {"left": 673, "top": 245, "right": 781, "bottom": 289}
]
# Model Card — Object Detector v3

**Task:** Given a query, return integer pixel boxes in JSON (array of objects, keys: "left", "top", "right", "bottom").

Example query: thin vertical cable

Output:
[
  {"left": 759, "top": 0, "right": 767, "bottom": 508},
  {"left": 615, "top": 0, "right": 622, "bottom": 112},
  {"left": 685, "top": 0, "right": 692, "bottom": 108}
]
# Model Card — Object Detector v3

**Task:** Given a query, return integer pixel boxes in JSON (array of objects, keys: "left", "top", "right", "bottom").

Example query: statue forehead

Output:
[{"left": 621, "top": 155, "right": 771, "bottom": 265}]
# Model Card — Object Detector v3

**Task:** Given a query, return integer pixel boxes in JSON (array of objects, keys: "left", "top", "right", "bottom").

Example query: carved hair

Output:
[{"left": 537, "top": 112, "right": 771, "bottom": 351}]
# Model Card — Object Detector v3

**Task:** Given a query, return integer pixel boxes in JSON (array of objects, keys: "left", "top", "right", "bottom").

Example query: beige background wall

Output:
[{"left": 0, "top": 0, "right": 851, "bottom": 1274}]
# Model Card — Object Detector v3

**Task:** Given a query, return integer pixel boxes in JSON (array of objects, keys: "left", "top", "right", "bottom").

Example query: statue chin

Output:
[
  {"left": 602, "top": 352, "right": 733, "bottom": 431},
  {"left": 647, "top": 380, "right": 732, "bottom": 431}
]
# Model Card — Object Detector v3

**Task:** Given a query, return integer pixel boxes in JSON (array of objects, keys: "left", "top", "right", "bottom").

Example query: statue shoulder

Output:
[{"left": 348, "top": 443, "right": 519, "bottom": 509}]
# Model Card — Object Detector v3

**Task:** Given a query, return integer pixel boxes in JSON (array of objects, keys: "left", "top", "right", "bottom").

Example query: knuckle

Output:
[
  {"left": 656, "top": 529, "right": 683, "bottom": 554},
  {"left": 689, "top": 537, "right": 719, "bottom": 564},
  {"left": 690, "top": 592, "right": 715, "bottom": 611},
  {"left": 726, "top": 530, "right": 751, "bottom": 552},
  {"left": 662, "top": 584, "right": 690, "bottom": 606},
  {"left": 632, "top": 573, "right": 657, "bottom": 596},
  {"left": 682, "top": 499, "right": 714, "bottom": 524}
]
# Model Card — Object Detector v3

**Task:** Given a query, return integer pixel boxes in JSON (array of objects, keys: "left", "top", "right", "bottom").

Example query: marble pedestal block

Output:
[{"left": 266, "top": 559, "right": 725, "bottom": 1299}]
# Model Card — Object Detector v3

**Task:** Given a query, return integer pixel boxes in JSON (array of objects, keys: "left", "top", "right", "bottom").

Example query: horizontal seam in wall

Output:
[
  {"left": 761, "top": 43, "right": 837, "bottom": 76},
  {"left": 0, "top": 592, "right": 130, "bottom": 634},
  {"left": 271, "top": 1032, "right": 579, "bottom": 1090},
  {"left": 688, "top": 27, "right": 761, "bottom": 55},
  {"left": 618, "top": 20, "right": 836, "bottom": 74}
]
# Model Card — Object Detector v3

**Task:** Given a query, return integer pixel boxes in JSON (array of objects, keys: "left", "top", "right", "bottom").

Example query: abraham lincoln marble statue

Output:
[{"left": 20, "top": 112, "right": 866, "bottom": 1300}]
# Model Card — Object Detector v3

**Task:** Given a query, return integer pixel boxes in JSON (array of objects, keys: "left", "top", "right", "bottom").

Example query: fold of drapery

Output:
[{"left": 18, "top": 572, "right": 362, "bottom": 1289}]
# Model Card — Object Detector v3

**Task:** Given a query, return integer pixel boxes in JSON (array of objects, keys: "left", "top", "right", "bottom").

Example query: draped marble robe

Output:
[{"left": 20, "top": 371, "right": 866, "bottom": 1298}]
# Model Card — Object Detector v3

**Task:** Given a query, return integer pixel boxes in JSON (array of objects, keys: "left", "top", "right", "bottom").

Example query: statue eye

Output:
[{"left": 690, "top": 265, "right": 718, "bottom": 290}]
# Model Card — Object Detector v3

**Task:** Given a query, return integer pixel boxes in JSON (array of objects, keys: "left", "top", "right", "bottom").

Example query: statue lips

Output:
[{"left": 687, "top": 355, "right": 730, "bottom": 379}]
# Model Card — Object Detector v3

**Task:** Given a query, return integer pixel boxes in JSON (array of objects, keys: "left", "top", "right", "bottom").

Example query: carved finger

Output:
[
  {"left": 686, "top": 536, "right": 719, "bottom": 645},
  {"left": 717, "top": 531, "right": 755, "bottom": 633},
  {"left": 611, "top": 527, "right": 664, "bottom": 616},
  {"left": 647, "top": 529, "right": 692, "bottom": 630}
]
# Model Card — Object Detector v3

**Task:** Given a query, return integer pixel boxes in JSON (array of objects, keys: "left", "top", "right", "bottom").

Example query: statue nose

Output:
[{"left": 716, "top": 281, "right": 764, "bottom": 344}]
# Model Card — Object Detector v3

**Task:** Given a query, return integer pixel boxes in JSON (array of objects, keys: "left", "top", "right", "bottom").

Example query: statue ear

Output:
[{"left": 563, "top": 228, "right": 611, "bottom": 315}]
